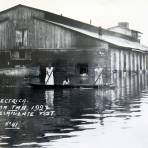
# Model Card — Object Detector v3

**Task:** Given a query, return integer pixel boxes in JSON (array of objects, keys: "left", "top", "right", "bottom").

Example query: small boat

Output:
[
  {"left": 29, "top": 83, "right": 98, "bottom": 89},
  {"left": 29, "top": 83, "right": 115, "bottom": 89}
]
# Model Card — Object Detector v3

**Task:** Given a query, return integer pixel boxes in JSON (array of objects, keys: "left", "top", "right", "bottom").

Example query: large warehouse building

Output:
[{"left": 0, "top": 4, "right": 147, "bottom": 85}]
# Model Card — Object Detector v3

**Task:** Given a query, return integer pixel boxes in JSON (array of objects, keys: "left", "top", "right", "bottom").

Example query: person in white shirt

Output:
[
  {"left": 45, "top": 66, "right": 54, "bottom": 85},
  {"left": 94, "top": 66, "right": 103, "bottom": 85}
]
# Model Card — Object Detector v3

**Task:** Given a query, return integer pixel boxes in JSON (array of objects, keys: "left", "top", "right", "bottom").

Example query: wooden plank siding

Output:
[
  {"left": 31, "top": 18, "right": 109, "bottom": 83},
  {"left": 0, "top": 6, "right": 44, "bottom": 21},
  {"left": 31, "top": 48, "right": 109, "bottom": 84},
  {"left": 0, "top": 6, "right": 107, "bottom": 50},
  {"left": 0, "top": 20, "right": 15, "bottom": 50},
  {"left": 33, "top": 18, "right": 107, "bottom": 49},
  {"left": 0, "top": 6, "right": 45, "bottom": 50}
]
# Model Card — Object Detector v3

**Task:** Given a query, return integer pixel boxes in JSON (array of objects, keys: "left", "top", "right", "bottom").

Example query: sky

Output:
[{"left": 0, "top": 0, "right": 148, "bottom": 45}]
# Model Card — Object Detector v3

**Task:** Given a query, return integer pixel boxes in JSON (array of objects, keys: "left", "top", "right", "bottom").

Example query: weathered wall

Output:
[
  {"left": 0, "top": 6, "right": 45, "bottom": 50},
  {"left": 31, "top": 18, "right": 110, "bottom": 84},
  {"left": 32, "top": 18, "right": 106, "bottom": 49},
  {"left": 0, "top": 20, "right": 15, "bottom": 50},
  {"left": 31, "top": 47, "right": 109, "bottom": 84},
  {"left": 0, "top": 6, "right": 44, "bottom": 21},
  {"left": 0, "top": 51, "right": 10, "bottom": 67},
  {"left": 0, "top": 5, "right": 111, "bottom": 85}
]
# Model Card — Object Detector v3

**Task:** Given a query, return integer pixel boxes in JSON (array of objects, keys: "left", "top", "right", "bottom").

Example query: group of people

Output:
[{"left": 39, "top": 64, "right": 103, "bottom": 86}]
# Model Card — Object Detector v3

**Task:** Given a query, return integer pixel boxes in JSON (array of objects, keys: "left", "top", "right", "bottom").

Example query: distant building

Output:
[{"left": 0, "top": 4, "right": 147, "bottom": 84}]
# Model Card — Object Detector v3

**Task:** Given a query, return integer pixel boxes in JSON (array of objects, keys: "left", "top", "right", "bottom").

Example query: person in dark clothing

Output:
[{"left": 39, "top": 65, "right": 46, "bottom": 84}]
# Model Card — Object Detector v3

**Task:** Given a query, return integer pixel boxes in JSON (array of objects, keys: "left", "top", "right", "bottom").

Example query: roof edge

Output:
[{"left": 0, "top": 4, "right": 98, "bottom": 30}]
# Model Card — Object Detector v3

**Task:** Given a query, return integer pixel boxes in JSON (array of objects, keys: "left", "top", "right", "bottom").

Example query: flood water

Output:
[{"left": 0, "top": 73, "right": 148, "bottom": 148}]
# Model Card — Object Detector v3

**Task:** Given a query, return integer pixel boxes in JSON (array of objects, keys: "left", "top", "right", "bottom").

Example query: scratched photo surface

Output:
[{"left": 0, "top": 0, "right": 148, "bottom": 148}]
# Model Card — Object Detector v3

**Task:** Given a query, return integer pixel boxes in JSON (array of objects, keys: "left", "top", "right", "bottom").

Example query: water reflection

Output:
[{"left": 0, "top": 73, "right": 148, "bottom": 147}]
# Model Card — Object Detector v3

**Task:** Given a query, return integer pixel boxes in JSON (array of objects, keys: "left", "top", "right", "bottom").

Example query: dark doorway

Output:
[{"left": 77, "top": 64, "right": 88, "bottom": 75}]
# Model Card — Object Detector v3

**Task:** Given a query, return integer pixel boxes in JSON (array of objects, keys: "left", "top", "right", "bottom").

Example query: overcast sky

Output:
[{"left": 0, "top": 0, "right": 148, "bottom": 45}]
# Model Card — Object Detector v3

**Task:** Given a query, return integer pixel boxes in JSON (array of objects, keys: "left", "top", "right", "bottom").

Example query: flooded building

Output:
[{"left": 0, "top": 4, "right": 147, "bottom": 85}]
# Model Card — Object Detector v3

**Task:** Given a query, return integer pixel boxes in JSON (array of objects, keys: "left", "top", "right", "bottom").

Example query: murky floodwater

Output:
[{"left": 0, "top": 73, "right": 148, "bottom": 148}]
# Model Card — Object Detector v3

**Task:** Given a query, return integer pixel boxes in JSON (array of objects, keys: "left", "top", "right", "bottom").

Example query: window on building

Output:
[
  {"left": 77, "top": 64, "right": 88, "bottom": 75},
  {"left": 124, "top": 54, "right": 126, "bottom": 71},
  {"left": 11, "top": 51, "right": 26, "bottom": 60},
  {"left": 16, "top": 29, "right": 27, "bottom": 47},
  {"left": 11, "top": 51, "right": 19, "bottom": 60}
]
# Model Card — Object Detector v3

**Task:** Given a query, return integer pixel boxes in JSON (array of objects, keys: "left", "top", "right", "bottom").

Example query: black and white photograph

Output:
[{"left": 0, "top": 0, "right": 148, "bottom": 147}]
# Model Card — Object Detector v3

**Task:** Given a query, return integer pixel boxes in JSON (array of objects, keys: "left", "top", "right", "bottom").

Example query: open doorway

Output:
[{"left": 77, "top": 64, "right": 88, "bottom": 76}]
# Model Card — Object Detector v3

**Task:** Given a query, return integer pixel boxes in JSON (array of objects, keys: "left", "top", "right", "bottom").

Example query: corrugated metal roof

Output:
[{"left": 34, "top": 17, "right": 148, "bottom": 52}]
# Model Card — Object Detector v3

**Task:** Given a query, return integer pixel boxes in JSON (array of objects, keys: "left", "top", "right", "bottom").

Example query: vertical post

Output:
[
  {"left": 128, "top": 50, "right": 131, "bottom": 75},
  {"left": 119, "top": 50, "right": 121, "bottom": 77}
]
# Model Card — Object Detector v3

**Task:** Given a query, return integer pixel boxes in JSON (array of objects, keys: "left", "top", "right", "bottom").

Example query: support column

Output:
[
  {"left": 136, "top": 52, "right": 139, "bottom": 73},
  {"left": 119, "top": 50, "right": 122, "bottom": 77},
  {"left": 132, "top": 52, "right": 135, "bottom": 72},
  {"left": 129, "top": 51, "right": 131, "bottom": 75},
  {"left": 144, "top": 54, "right": 146, "bottom": 72}
]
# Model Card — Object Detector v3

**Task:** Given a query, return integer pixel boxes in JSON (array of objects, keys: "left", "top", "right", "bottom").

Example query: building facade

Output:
[{"left": 0, "top": 5, "right": 147, "bottom": 85}]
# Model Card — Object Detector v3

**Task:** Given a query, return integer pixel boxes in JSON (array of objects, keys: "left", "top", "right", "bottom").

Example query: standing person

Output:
[
  {"left": 94, "top": 65, "right": 103, "bottom": 85},
  {"left": 45, "top": 66, "right": 54, "bottom": 85}
]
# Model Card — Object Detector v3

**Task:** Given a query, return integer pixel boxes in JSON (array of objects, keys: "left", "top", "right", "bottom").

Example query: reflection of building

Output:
[{"left": 0, "top": 5, "right": 148, "bottom": 84}]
